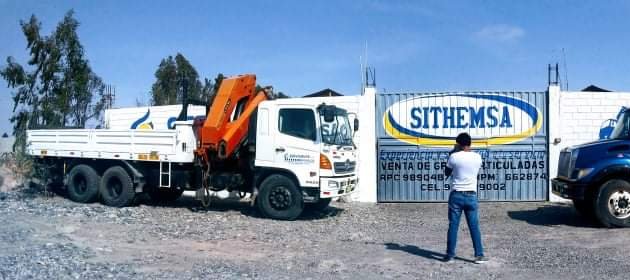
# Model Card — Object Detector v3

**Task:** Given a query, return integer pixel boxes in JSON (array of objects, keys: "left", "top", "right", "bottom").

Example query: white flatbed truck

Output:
[{"left": 26, "top": 74, "right": 358, "bottom": 220}]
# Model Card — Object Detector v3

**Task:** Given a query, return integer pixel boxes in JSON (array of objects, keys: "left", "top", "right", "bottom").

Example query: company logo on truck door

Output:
[
  {"left": 284, "top": 154, "right": 315, "bottom": 165},
  {"left": 383, "top": 94, "right": 542, "bottom": 147}
]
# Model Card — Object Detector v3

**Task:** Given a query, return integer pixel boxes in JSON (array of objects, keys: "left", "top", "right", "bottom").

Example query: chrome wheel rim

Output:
[{"left": 608, "top": 190, "right": 630, "bottom": 219}]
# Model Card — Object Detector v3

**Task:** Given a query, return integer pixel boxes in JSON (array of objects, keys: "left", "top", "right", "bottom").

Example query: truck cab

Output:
[
  {"left": 552, "top": 108, "right": 630, "bottom": 227},
  {"left": 252, "top": 99, "right": 358, "bottom": 219}
]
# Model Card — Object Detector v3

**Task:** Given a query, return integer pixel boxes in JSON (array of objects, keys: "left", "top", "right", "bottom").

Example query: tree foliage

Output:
[
  {"left": 150, "top": 53, "right": 217, "bottom": 105},
  {"left": 1, "top": 10, "right": 106, "bottom": 152},
  {"left": 150, "top": 54, "right": 291, "bottom": 107}
]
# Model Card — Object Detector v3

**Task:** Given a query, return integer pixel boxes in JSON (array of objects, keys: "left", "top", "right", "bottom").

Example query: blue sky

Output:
[{"left": 2, "top": 0, "right": 630, "bottom": 134}]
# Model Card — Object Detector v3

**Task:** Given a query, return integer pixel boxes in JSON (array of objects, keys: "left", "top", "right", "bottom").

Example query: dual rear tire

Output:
[
  {"left": 66, "top": 164, "right": 100, "bottom": 203},
  {"left": 66, "top": 165, "right": 135, "bottom": 207},
  {"left": 99, "top": 166, "right": 135, "bottom": 207}
]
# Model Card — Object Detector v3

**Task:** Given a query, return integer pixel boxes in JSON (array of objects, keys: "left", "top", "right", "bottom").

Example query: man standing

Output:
[{"left": 443, "top": 132, "right": 488, "bottom": 264}]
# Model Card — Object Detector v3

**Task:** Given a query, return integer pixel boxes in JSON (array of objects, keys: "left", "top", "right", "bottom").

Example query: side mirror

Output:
[{"left": 353, "top": 118, "right": 359, "bottom": 132}]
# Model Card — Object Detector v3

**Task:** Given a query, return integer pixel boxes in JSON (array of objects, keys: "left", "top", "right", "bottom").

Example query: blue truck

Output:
[{"left": 552, "top": 108, "right": 630, "bottom": 227}]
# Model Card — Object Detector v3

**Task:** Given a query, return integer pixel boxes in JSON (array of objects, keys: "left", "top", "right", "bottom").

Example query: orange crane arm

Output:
[{"left": 196, "top": 74, "right": 270, "bottom": 159}]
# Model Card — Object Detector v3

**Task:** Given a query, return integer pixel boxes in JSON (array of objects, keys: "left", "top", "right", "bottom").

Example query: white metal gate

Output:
[{"left": 376, "top": 91, "right": 548, "bottom": 202}]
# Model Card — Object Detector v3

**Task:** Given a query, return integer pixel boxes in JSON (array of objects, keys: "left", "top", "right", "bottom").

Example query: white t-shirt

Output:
[{"left": 446, "top": 151, "right": 482, "bottom": 192}]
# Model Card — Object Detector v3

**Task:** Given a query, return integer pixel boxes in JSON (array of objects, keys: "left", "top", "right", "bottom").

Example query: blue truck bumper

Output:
[{"left": 551, "top": 178, "right": 588, "bottom": 200}]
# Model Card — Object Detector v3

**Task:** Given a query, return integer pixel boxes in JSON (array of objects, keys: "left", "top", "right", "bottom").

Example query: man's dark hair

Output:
[{"left": 455, "top": 132, "right": 472, "bottom": 147}]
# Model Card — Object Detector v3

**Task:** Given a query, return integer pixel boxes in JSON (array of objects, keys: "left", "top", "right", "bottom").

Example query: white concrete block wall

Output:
[
  {"left": 558, "top": 90, "right": 630, "bottom": 148},
  {"left": 549, "top": 85, "right": 630, "bottom": 201}
]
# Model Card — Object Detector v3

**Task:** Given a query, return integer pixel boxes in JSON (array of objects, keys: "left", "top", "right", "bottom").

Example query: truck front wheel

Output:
[
  {"left": 99, "top": 166, "right": 135, "bottom": 207},
  {"left": 256, "top": 175, "right": 303, "bottom": 220},
  {"left": 594, "top": 179, "right": 630, "bottom": 227},
  {"left": 66, "top": 164, "right": 100, "bottom": 203}
]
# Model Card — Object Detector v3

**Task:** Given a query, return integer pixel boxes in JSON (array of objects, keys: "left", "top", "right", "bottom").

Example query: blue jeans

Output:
[{"left": 446, "top": 191, "right": 484, "bottom": 258}]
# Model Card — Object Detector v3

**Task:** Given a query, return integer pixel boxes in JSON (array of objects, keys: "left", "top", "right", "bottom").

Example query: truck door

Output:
[{"left": 273, "top": 107, "right": 320, "bottom": 187}]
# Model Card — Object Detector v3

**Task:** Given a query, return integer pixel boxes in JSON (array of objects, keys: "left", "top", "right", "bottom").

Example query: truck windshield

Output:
[
  {"left": 319, "top": 109, "right": 353, "bottom": 146},
  {"left": 611, "top": 110, "right": 630, "bottom": 139}
]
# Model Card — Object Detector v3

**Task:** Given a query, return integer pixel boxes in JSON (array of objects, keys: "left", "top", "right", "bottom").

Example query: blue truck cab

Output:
[{"left": 552, "top": 109, "right": 630, "bottom": 227}]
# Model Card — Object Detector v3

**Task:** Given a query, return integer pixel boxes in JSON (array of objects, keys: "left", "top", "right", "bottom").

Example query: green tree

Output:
[
  {"left": 150, "top": 57, "right": 290, "bottom": 107},
  {"left": 1, "top": 10, "right": 105, "bottom": 152},
  {"left": 150, "top": 56, "right": 177, "bottom": 105},
  {"left": 151, "top": 53, "right": 213, "bottom": 105}
]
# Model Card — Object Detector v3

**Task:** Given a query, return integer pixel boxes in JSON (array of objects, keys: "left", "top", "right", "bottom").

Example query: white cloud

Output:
[{"left": 474, "top": 24, "right": 525, "bottom": 43}]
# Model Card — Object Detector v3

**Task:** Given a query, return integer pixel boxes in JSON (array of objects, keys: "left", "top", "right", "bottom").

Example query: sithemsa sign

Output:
[{"left": 383, "top": 94, "right": 543, "bottom": 147}]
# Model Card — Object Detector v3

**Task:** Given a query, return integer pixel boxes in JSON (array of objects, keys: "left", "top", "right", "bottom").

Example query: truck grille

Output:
[
  {"left": 557, "top": 151, "right": 572, "bottom": 178},
  {"left": 334, "top": 160, "right": 356, "bottom": 174}
]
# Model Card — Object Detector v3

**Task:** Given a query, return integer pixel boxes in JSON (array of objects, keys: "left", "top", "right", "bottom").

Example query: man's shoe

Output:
[
  {"left": 442, "top": 256, "right": 454, "bottom": 263},
  {"left": 474, "top": 256, "right": 489, "bottom": 264}
]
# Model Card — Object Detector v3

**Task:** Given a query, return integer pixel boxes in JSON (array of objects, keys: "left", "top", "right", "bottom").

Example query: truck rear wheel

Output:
[
  {"left": 256, "top": 174, "right": 303, "bottom": 220},
  {"left": 99, "top": 166, "right": 135, "bottom": 207},
  {"left": 66, "top": 164, "right": 100, "bottom": 203},
  {"left": 594, "top": 179, "right": 630, "bottom": 228}
]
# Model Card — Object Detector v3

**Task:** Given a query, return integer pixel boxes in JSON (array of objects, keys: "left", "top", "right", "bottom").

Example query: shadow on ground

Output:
[
  {"left": 384, "top": 243, "right": 474, "bottom": 263},
  {"left": 158, "top": 195, "right": 345, "bottom": 221},
  {"left": 8, "top": 184, "right": 345, "bottom": 221},
  {"left": 507, "top": 204, "right": 601, "bottom": 228}
]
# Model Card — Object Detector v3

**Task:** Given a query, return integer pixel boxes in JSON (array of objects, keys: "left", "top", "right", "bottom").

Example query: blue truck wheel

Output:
[{"left": 594, "top": 179, "right": 630, "bottom": 228}]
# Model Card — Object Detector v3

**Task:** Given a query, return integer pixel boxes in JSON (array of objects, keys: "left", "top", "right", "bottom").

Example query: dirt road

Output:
[{"left": 1, "top": 189, "right": 629, "bottom": 279}]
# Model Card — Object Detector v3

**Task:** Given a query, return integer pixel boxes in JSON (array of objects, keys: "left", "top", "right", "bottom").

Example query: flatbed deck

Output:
[{"left": 27, "top": 124, "right": 195, "bottom": 163}]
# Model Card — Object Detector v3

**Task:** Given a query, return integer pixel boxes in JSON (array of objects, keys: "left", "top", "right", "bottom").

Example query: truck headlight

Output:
[
  {"left": 576, "top": 168, "right": 594, "bottom": 180},
  {"left": 328, "top": 181, "right": 338, "bottom": 188}
]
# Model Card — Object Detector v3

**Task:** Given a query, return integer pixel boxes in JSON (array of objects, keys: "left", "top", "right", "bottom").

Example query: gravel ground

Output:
[{"left": 1, "top": 187, "right": 629, "bottom": 280}]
